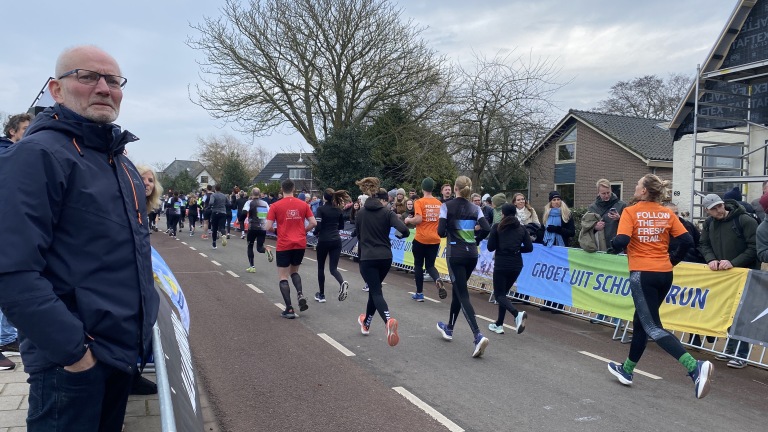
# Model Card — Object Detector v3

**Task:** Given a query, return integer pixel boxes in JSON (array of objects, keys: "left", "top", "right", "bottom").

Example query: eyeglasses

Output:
[{"left": 57, "top": 69, "right": 127, "bottom": 89}]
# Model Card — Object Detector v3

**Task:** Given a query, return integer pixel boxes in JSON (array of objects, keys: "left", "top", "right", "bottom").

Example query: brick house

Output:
[{"left": 525, "top": 110, "right": 673, "bottom": 211}]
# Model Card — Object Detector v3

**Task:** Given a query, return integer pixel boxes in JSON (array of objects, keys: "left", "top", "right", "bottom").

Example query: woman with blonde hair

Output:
[
  {"left": 541, "top": 191, "right": 575, "bottom": 247},
  {"left": 136, "top": 165, "right": 162, "bottom": 231},
  {"left": 607, "top": 174, "right": 712, "bottom": 398},
  {"left": 436, "top": 176, "right": 491, "bottom": 358},
  {"left": 353, "top": 177, "right": 410, "bottom": 346}
]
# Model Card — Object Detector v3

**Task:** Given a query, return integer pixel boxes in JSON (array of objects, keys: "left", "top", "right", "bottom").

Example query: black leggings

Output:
[
  {"left": 210, "top": 212, "right": 227, "bottom": 243},
  {"left": 168, "top": 213, "right": 180, "bottom": 236},
  {"left": 238, "top": 212, "right": 247, "bottom": 232},
  {"left": 493, "top": 267, "right": 522, "bottom": 325},
  {"left": 360, "top": 259, "right": 392, "bottom": 325},
  {"left": 412, "top": 240, "right": 440, "bottom": 293},
  {"left": 316, "top": 240, "right": 344, "bottom": 295},
  {"left": 447, "top": 256, "right": 480, "bottom": 336},
  {"left": 246, "top": 229, "right": 267, "bottom": 266},
  {"left": 628, "top": 271, "right": 687, "bottom": 363},
  {"left": 188, "top": 214, "right": 198, "bottom": 230}
]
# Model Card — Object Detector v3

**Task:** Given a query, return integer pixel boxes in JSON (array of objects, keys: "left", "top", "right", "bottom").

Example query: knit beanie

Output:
[
  {"left": 421, "top": 177, "right": 435, "bottom": 192},
  {"left": 492, "top": 193, "right": 507, "bottom": 208},
  {"left": 723, "top": 187, "right": 742, "bottom": 201},
  {"left": 548, "top": 191, "right": 560, "bottom": 202},
  {"left": 397, "top": 188, "right": 406, "bottom": 197}
]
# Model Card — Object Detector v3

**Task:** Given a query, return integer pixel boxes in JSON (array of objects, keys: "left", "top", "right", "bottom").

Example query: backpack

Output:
[{"left": 703, "top": 213, "right": 758, "bottom": 240}]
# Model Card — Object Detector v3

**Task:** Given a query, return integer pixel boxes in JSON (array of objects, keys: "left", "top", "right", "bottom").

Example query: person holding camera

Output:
[{"left": 588, "top": 178, "right": 627, "bottom": 253}]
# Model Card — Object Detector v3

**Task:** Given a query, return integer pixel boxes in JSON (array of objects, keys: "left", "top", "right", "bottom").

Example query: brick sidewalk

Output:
[{"left": 0, "top": 354, "right": 217, "bottom": 431}]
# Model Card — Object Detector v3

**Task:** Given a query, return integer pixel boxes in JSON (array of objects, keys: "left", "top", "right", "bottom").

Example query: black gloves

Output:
[
  {"left": 670, "top": 254, "right": 682, "bottom": 266},
  {"left": 546, "top": 225, "right": 561, "bottom": 233}
]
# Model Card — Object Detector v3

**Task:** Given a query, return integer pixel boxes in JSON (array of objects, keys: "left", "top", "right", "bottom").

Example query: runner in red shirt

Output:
[{"left": 266, "top": 179, "right": 317, "bottom": 318}]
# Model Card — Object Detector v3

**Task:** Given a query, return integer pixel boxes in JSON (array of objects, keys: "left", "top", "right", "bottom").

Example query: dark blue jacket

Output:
[
  {"left": 0, "top": 136, "right": 13, "bottom": 152},
  {"left": 0, "top": 104, "right": 159, "bottom": 374}
]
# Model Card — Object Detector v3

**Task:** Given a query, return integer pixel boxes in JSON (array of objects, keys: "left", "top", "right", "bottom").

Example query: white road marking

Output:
[
  {"left": 317, "top": 333, "right": 356, "bottom": 357},
  {"left": 338, "top": 267, "right": 348, "bottom": 272},
  {"left": 189, "top": 247, "right": 197, "bottom": 251},
  {"left": 579, "top": 351, "right": 662, "bottom": 380},
  {"left": 199, "top": 253, "right": 208, "bottom": 258},
  {"left": 304, "top": 257, "right": 317, "bottom": 262},
  {"left": 246, "top": 283, "right": 263, "bottom": 294},
  {"left": 226, "top": 270, "right": 239, "bottom": 278},
  {"left": 181, "top": 242, "right": 187, "bottom": 245},
  {"left": 211, "top": 261, "right": 222, "bottom": 266},
  {"left": 392, "top": 387, "right": 464, "bottom": 432},
  {"left": 475, "top": 314, "right": 516, "bottom": 331},
  {"left": 407, "top": 292, "right": 441, "bottom": 303}
]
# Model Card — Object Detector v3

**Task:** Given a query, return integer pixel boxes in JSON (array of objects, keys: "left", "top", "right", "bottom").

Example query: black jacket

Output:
[
  {"left": 487, "top": 220, "right": 534, "bottom": 270},
  {"left": 354, "top": 199, "right": 409, "bottom": 260},
  {"left": 315, "top": 203, "right": 345, "bottom": 243},
  {"left": 0, "top": 104, "right": 158, "bottom": 374}
]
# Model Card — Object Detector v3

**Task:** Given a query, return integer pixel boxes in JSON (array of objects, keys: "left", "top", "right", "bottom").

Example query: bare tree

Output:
[
  {"left": 445, "top": 51, "right": 564, "bottom": 192},
  {"left": 188, "top": 0, "right": 451, "bottom": 149},
  {"left": 196, "top": 133, "right": 272, "bottom": 181},
  {"left": 593, "top": 73, "right": 692, "bottom": 120}
]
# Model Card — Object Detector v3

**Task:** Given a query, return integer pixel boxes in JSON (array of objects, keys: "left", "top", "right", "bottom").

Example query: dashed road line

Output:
[
  {"left": 226, "top": 270, "right": 239, "bottom": 278},
  {"left": 304, "top": 257, "right": 317, "bottom": 262},
  {"left": 189, "top": 247, "right": 197, "bottom": 251},
  {"left": 392, "top": 387, "right": 464, "bottom": 432},
  {"left": 199, "top": 253, "right": 208, "bottom": 258},
  {"left": 579, "top": 351, "right": 662, "bottom": 380},
  {"left": 407, "top": 292, "right": 441, "bottom": 303},
  {"left": 317, "top": 333, "right": 355, "bottom": 356},
  {"left": 181, "top": 242, "right": 187, "bottom": 245},
  {"left": 211, "top": 261, "right": 222, "bottom": 266},
  {"left": 246, "top": 283, "right": 263, "bottom": 294},
  {"left": 338, "top": 267, "right": 348, "bottom": 272}
]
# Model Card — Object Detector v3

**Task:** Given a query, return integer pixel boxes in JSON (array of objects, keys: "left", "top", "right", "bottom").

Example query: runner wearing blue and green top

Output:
[
  {"left": 436, "top": 176, "right": 491, "bottom": 358},
  {"left": 244, "top": 187, "right": 273, "bottom": 272}
]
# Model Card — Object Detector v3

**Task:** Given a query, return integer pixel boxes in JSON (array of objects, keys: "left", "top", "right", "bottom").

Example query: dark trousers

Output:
[
  {"left": 211, "top": 212, "right": 227, "bottom": 244},
  {"left": 360, "top": 259, "right": 392, "bottom": 324},
  {"left": 247, "top": 229, "right": 267, "bottom": 266},
  {"left": 168, "top": 213, "right": 180, "bottom": 236},
  {"left": 412, "top": 240, "right": 440, "bottom": 293},
  {"left": 27, "top": 362, "right": 132, "bottom": 432},
  {"left": 316, "top": 240, "right": 344, "bottom": 294},
  {"left": 447, "top": 256, "right": 480, "bottom": 335},
  {"left": 493, "top": 267, "right": 522, "bottom": 325}
]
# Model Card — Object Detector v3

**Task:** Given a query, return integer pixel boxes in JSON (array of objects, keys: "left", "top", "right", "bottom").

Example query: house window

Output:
[
  {"left": 556, "top": 128, "right": 576, "bottom": 163},
  {"left": 555, "top": 183, "right": 575, "bottom": 208},
  {"left": 289, "top": 168, "right": 306, "bottom": 179},
  {"left": 610, "top": 183, "right": 622, "bottom": 200},
  {"left": 270, "top": 173, "right": 283, "bottom": 181},
  {"left": 200, "top": 176, "right": 208, "bottom": 184},
  {"left": 702, "top": 145, "right": 742, "bottom": 194}
]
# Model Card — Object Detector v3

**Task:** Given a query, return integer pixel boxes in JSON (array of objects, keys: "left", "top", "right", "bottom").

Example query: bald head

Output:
[{"left": 50, "top": 46, "right": 123, "bottom": 123}]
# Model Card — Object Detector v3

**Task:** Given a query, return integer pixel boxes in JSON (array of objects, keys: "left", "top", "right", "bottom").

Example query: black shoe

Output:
[
  {"left": 298, "top": 295, "right": 309, "bottom": 312},
  {"left": 0, "top": 339, "right": 20, "bottom": 355},
  {"left": 281, "top": 307, "right": 296, "bottom": 319},
  {"left": 0, "top": 353, "right": 15, "bottom": 371},
  {"left": 130, "top": 373, "right": 158, "bottom": 395}
]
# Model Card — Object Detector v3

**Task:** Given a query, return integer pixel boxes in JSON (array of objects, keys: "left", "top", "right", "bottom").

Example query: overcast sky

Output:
[{"left": 0, "top": 0, "right": 738, "bottom": 168}]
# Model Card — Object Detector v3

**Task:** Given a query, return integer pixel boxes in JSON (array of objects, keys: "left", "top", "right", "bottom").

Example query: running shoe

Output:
[
  {"left": 436, "top": 321, "right": 453, "bottom": 341},
  {"left": 226, "top": 234, "right": 231, "bottom": 239},
  {"left": 245, "top": 266, "right": 256, "bottom": 273},
  {"left": 515, "top": 311, "right": 527, "bottom": 335},
  {"left": 714, "top": 353, "right": 730, "bottom": 361},
  {"left": 362, "top": 284, "right": 369, "bottom": 292},
  {"left": 608, "top": 362, "right": 633, "bottom": 386},
  {"left": 212, "top": 244, "right": 217, "bottom": 250},
  {"left": 358, "top": 314, "right": 370, "bottom": 335},
  {"left": 0, "top": 353, "right": 15, "bottom": 371},
  {"left": 689, "top": 360, "right": 713, "bottom": 399},
  {"left": 201, "top": 234, "right": 208, "bottom": 239},
  {"left": 298, "top": 294, "right": 308, "bottom": 312},
  {"left": 338, "top": 281, "right": 349, "bottom": 302},
  {"left": 436, "top": 279, "right": 447, "bottom": 299},
  {"left": 222, "top": 237, "right": 228, "bottom": 247},
  {"left": 411, "top": 292, "right": 425, "bottom": 302},
  {"left": 241, "top": 234, "right": 245, "bottom": 239},
  {"left": 727, "top": 359, "right": 747, "bottom": 369},
  {"left": 266, "top": 249, "right": 274, "bottom": 263},
  {"left": 488, "top": 323, "right": 504, "bottom": 334},
  {"left": 189, "top": 232, "right": 194, "bottom": 237},
  {"left": 472, "top": 333, "right": 489, "bottom": 358},
  {"left": 314, "top": 292, "right": 326, "bottom": 303},
  {"left": 386, "top": 318, "right": 399, "bottom": 347},
  {"left": 281, "top": 307, "right": 296, "bottom": 319}
]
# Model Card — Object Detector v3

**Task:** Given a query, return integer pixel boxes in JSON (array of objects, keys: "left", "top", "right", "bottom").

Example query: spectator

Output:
[
  {"left": 409, "top": 188, "right": 418, "bottom": 201},
  {"left": 541, "top": 191, "right": 575, "bottom": 247},
  {"left": 480, "top": 193, "right": 494, "bottom": 223},
  {"left": 440, "top": 183, "right": 453, "bottom": 203},
  {"left": 587, "top": 179, "right": 627, "bottom": 253},
  {"left": 750, "top": 180, "right": 768, "bottom": 221},
  {"left": 0, "top": 45, "right": 159, "bottom": 429},
  {"left": 491, "top": 193, "right": 506, "bottom": 224},
  {"left": 0, "top": 113, "right": 31, "bottom": 151},
  {"left": 699, "top": 193, "right": 759, "bottom": 369},
  {"left": 723, "top": 186, "right": 756, "bottom": 215},
  {"left": 394, "top": 188, "right": 408, "bottom": 214},
  {"left": 757, "top": 192, "right": 768, "bottom": 263}
]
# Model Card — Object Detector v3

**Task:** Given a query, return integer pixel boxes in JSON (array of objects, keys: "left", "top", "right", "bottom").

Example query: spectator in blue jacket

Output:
[{"left": 0, "top": 45, "right": 159, "bottom": 431}]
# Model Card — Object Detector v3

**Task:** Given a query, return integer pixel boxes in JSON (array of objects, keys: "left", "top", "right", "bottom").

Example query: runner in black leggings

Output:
[
  {"left": 486, "top": 204, "right": 533, "bottom": 335},
  {"left": 244, "top": 187, "right": 273, "bottom": 272},
  {"left": 608, "top": 174, "right": 713, "bottom": 399},
  {"left": 314, "top": 188, "right": 351, "bottom": 303},
  {"left": 436, "top": 176, "right": 491, "bottom": 358},
  {"left": 353, "top": 178, "right": 410, "bottom": 347}
]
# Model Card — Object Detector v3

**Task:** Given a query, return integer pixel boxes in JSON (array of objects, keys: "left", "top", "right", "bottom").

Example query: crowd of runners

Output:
[{"left": 134, "top": 166, "right": 744, "bottom": 400}]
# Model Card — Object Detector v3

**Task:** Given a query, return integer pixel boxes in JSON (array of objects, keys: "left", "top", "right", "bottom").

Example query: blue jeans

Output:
[
  {"left": 27, "top": 361, "right": 132, "bottom": 432},
  {"left": 0, "top": 311, "right": 17, "bottom": 345}
]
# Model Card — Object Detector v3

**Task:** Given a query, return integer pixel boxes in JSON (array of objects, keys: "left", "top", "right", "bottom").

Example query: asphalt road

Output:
[{"left": 153, "top": 226, "right": 767, "bottom": 432}]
